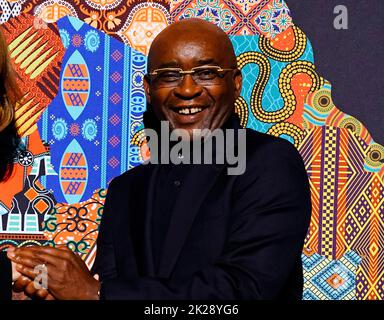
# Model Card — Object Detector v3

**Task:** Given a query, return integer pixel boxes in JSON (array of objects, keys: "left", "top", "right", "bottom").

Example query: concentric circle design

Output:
[
  {"left": 339, "top": 117, "right": 362, "bottom": 136},
  {"left": 312, "top": 88, "right": 335, "bottom": 113},
  {"left": 365, "top": 144, "right": 384, "bottom": 170}
]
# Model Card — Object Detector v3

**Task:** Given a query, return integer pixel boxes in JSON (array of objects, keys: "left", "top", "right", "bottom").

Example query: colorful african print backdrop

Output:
[{"left": 0, "top": 0, "right": 383, "bottom": 300}]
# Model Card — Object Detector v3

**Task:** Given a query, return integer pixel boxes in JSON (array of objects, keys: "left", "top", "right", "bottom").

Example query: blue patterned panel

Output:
[{"left": 37, "top": 16, "right": 147, "bottom": 204}]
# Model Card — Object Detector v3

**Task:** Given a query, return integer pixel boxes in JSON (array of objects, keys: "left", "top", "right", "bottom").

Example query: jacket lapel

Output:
[{"left": 157, "top": 162, "right": 226, "bottom": 278}]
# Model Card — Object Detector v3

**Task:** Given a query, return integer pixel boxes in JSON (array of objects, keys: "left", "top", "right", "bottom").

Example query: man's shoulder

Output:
[
  {"left": 108, "top": 162, "right": 153, "bottom": 189},
  {"left": 244, "top": 128, "right": 300, "bottom": 160}
]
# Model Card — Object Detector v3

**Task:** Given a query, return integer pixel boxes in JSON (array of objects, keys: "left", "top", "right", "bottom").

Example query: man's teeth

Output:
[{"left": 177, "top": 107, "right": 203, "bottom": 115}]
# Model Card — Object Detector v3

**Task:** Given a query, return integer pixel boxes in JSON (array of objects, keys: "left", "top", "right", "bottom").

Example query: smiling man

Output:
[
  {"left": 145, "top": 19, "right": 240, "bottom": 135},
  {"left": 7, "top": 19, "right": 312, "bottom": 300}
]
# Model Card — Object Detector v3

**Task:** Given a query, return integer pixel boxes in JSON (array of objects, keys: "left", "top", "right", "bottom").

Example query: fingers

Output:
[
  {"left": 13, "top": 255, "right": 44, "bottom": 270},
  {"left": 34, "top": 288, "right": 50, "bottom": 300},
  {"left": 24, "top": 281, "right": 45, "bottom": 300},
  {"left": 12, "top": 265, "right": 54, "bottom": 300},
  {"left": 19, "top": 245, "right": 71, "bottom": 257},
  {"left": 45, "top": 293, "right": 56, "bottom": 300},
  {"left": 12, "top": 276, "right": 31, "bottom": 293},
  {"left": 9, "top": 247, "right": 67, "bottom": 269},
  {"left": 15, "top": 263, "right": 37, "bottom": 279},
  {"left": 11, "top": 261, "right": 22, "bottom": 282}
]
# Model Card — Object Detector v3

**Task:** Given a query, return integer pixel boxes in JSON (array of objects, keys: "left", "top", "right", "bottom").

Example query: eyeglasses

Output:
[{"left": 147, "top": 66, "right": 236, "bottom": 89}]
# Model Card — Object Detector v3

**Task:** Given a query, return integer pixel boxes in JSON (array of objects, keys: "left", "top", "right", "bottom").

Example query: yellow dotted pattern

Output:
[
  {"left": 130, "top": 128, "right": 146, "bottom": 147},
  {"left": 259, "top": 25, "right": 307, "bottom": 62},
  {"left": 234, "top": 96, "right": 249, "bottom": 128},
  {"left": 237, "top": 51, "right": 324, "bottom": 123}
]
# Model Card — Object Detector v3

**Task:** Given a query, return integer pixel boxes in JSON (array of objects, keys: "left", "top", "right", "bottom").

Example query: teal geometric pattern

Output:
[{"left": 302, "top": 250, "right": 362, "bottom": 300}]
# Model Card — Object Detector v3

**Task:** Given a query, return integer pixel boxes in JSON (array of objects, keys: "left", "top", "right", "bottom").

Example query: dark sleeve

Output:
[
  {"left": 99, "top": 138, "right": 312, "bottom": 300},
  {"left": 0, "top": 251, "right": 12, "bottom": 300}
]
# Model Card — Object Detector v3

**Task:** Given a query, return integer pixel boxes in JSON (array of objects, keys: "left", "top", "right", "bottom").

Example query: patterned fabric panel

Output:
[
  {"left": 170, "top": 0, "right": 292, "bottom": 38},
  {"left": 231, "top": 26, "right": 322, "bottom": 148},
  {"left": 37, "top": 16, "right": 147, "bottom": 204},
  {"left": 0, "top": 1, "right": 383, "bottom": 300},
  {"left": 0, "top": 0, "right": 171, "bottom": 55}
]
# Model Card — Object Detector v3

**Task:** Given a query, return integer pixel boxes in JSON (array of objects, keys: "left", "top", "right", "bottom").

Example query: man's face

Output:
[{"left": 144, "top": 31, "right": 242, "bottom": 136}]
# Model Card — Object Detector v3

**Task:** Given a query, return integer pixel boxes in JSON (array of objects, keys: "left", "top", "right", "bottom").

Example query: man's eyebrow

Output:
[
  {"left": 155, "top": 61, "right": 180, "bottom": 69},
  {"left": 196, "top": 58, "right": 219, "bottom": 66},
  {"left": 154, "top": 59, "right": 220, "bottom": 70}
]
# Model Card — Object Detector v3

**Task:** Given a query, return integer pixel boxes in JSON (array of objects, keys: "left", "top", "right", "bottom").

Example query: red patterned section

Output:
[{"left": 1, "top": 13, "right": 64, "bottom": 137}]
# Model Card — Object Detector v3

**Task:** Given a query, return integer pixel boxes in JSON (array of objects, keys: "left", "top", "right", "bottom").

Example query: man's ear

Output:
[
  {"left": 143, "top": 75, "right": 151, "bottom": 105},
  {"left": 234, "top": 69, "right": 242, "bottom": 98}
]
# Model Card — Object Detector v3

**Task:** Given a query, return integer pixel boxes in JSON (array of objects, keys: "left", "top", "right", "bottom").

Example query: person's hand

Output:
[
  {"left": 12, "top": 276, "right": 55, "bottom": 300},
  {"left": 11, "top": 260, "right": 21, "bottom": 282},
  {"left": 7, "top": 247, "right": 55, "bottom": 300},
  {"left": 7, "top": 245, "right": 100, "bottom": 300}
]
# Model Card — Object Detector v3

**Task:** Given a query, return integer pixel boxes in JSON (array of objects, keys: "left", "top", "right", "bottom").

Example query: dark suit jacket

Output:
[
  {"left": 92, "top": 121, "right": 312, "bottom": 300},
  {"left": 0, "top": 251, "right": 12, "bottom": 300}
]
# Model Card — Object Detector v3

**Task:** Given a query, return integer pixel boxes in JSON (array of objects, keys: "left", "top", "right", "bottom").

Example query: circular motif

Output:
[
  {"left": 85, "top": 0, "right": 123, "bottom": 10},
  {"left": 365, "top": 144, "right": 384, "bottom": 169},
  {"left": 339, "top": 117, "right": 362, "bottom": 136},
  {"left": 70, "top": 123, "right": 80, "bottom": 136},
  {"left": 82, "top": 119, "right": 98, "bottom": 141},
  {"left": 18, "top": 150, "right": 34, "bottom": 167},
  {"left": 312, "top": 88, "right": 334, "bottom": 113},
  {"left": 52, "top": 118, "right": 68, "bottom": 141},
  {"left": 72, "top": 34, "right": 83, "bottom": 47},
  {"left": 319, "top": 96, "right": 330, "bottom": 107},
  {"left": 84, "top": 30, "right": 100, "bottom": 53},
  {"left": 371, "top": 151, "right": 380, "bottom": 161},
  {"left": 132, "top": 71, "right": 143, "bottom": 87},
  {"left": 59, "top": 29, "right": 70, "bottom": 49}
]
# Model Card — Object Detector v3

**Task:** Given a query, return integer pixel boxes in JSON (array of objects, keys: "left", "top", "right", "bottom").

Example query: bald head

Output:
[
  {"left": 143, "top": 18, "right": 242, "bottom": 135},
  {"left": 147, "top": 19, "right": 237, "bottom": 72}
]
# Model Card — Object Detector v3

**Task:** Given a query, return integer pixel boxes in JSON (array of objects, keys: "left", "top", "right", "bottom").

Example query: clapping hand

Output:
[{"left": 7, "top": 246, "right": 100, "bottom": 300}]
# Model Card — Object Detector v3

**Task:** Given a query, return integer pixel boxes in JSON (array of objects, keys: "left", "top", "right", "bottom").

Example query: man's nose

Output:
[{"left": 173, "top": 74, "right": 203, "bottom": 99}]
